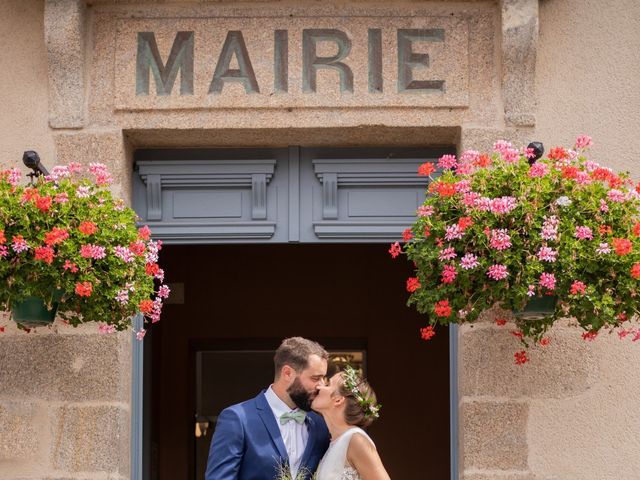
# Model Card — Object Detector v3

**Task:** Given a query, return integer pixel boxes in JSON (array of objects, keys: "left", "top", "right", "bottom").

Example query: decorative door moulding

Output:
[
  {"left": 135, "top": 159, "right": 277, "bottom": 241},
  {"left": 133, "top": 148, "right": 445, "bottom": 244},
  {"left": 137, "top": 159, "right": 275, "bottom": 220},
  {"left": 311, "top": 157, "right": 430, "bottom": 240}
]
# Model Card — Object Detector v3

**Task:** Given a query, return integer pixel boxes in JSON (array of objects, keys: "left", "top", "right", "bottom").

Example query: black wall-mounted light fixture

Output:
[
  {"left": 22, "top": 150, "right": 49, "bottom": 182},
  {"left": 527, "top": 142, "right": 544, "bottom": 165}
]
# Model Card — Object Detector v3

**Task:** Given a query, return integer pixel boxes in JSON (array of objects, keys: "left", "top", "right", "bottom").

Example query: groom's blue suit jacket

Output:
[{"left": 205, "top": 390, "right": 330, "bottom": 480}]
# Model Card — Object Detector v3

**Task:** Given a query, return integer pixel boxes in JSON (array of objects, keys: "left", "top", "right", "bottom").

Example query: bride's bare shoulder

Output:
[
  {"left": 346, "top": 432, "right": 390, "bottom": 480},
  {"left": 347, "top": 431, "right": 377, "bottom": 460}
]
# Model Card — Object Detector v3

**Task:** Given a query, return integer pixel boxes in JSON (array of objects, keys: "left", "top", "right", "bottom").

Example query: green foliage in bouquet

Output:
[
  {"left": 274, "top": 461, "right": 315, "bottom": 480},
  {"left": 391, "top": 136, "right": 640, "bottom": 345},
  {"left": 0, "top": 162, "right": 169, "bottom": 331}
]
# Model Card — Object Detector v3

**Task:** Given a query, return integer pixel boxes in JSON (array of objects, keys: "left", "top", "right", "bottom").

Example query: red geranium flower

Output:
[
  {"left": 129, "top": 241, "right": 146, "bottom": 256},
  {"left": 436, "top": 182, "right": 456, "bottom": 197},
  {"left": 599, "top": 225, "right": 613, "bottom": 236},
  {"left": 417, "top": 162, "right": 435, "bottom": 176},
  {"left": 420, "top": 325, "right": 436, "bottom": 341},
  {"left": 388, "top": 242, "right": 401, "bottom": 259},
  {"left": 75, "top": 281, "right": 93, "bottom": 297},
  {"left": 63, "top": 260, "right": 79, "bottom": 273},
  {"left": 34, "top": 246, "right": 55, "bottom": 264},
  {"left": 561, "top": 165, "right": 579, "bottom": 179},
  {"left": 547, "top": 147, "right": 568, "bottom": 160},
  {"left": 514, "top": 351, "right": 529, "bottom": 365},
  {"left": 44, "top": 227, "right": 69, "bottom": 246},
  {"left": 35, "top": 195, "right": 52, "bottom": 212},
  {"left": 145, "top": 263, "right": 160, "bottom": 276},
  {"left": 138, "top": 225, "right": 152, "bottom": 240},
  {"left": 612, "top": 238, "right": 633, "bottom": 255},
  {"left": 473, "top": 154, "right": 491, "bottom": 167},
  {"left": 406, "top": 277, "right": 421, "bottom": 293},
  {"left": 458, "top": 217, "right": 474, "bottom": 231},
  {"left": 78, "top": 221, "right": 98, "bottom": 235},
  {"left": 139, "top": 299, "right": 154, "bottom": 314},
  {"left": 434, "top": 300, "right": 452, "bottom": 318}
]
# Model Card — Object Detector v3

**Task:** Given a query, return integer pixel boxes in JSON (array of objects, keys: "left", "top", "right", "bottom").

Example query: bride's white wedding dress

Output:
[{"left": 315, "top": 427, "right": 375, "bottom": 480}]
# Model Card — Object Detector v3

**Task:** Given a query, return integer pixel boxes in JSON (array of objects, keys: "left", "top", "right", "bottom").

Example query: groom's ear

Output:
[{"left": 281, "top": 364, "right": 295, "bottom": 381}]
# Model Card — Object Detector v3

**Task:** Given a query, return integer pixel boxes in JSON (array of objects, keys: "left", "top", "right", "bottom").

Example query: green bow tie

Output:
[{"left": 280, "top": 410, "right": 307, "bottom": 425}]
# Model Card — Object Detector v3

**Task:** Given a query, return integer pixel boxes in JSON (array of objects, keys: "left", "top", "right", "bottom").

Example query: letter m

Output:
[{"left": 136, "top": 31, "right": 194, "bottom": 96}]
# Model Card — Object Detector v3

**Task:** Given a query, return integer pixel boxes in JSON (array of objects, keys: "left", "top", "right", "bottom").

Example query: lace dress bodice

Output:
[{"left": 315, "top": 427, "right": 375, "bottom": 480}]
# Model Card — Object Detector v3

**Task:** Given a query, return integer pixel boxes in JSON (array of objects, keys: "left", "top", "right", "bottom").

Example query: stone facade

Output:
[{"left": 1, "top": 0, "right": 640, "bottom": 479}]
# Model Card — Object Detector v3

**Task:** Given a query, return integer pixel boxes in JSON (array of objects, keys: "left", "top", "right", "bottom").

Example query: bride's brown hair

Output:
[{"left": 335, "top": 371, "right": 379, "bottom": 428}]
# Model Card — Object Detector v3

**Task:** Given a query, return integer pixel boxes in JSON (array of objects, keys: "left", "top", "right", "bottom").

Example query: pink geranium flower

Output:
[
  {"left": 441, "top": 265, "right": 457, "bottom": 284},
  {"left": 437, "top": 154, "right": 458, "bottom": 170},
  {"left": 575, "top": 135, "right": 593, "bottom": 149},
  {"left": 460, "top": 253, "right": 479, "bottom": 270},
  {"left": 537, "top": 247, "right": 558, "bottom": 262},
  {"left": 486, "top": 264, "right": 509, "bottom": 280},
  {"left": 490, "top": 229, "right": 512, "bottom": 250},
  {"left": 539, "top": 272, "right": 556, "bottom": 290},
  {"left": 574, "top": 226, "right": 593, "bottom": 240},
  {"left": 439, "top": 247, "right": 457, "bottom": 261}
]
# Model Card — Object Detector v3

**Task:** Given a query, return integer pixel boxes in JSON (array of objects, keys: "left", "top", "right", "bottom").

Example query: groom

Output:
[{"left": 205, "top": 337, "right": 331, "bottom": 480}]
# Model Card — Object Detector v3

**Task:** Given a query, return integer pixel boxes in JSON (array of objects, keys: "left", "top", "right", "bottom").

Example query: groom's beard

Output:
[{"left": 287, "top": 378, "right": 315, "bottom": 411}]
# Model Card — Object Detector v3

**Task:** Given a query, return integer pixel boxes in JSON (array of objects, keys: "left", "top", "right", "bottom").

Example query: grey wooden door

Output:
[{"left": 133, "top": 147, "right": 451, "bottom": 243}]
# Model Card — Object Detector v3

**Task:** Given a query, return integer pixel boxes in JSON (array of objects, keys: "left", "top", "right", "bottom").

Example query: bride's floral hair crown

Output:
[{"left": 341, "top": 365, "right": 381, "bottom": 419}]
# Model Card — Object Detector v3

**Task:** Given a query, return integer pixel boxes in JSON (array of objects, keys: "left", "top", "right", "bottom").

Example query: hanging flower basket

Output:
[
  {"left": 391, "top": 136, "right": 640, "bottom": 348},
  {"left": 515, "top": 295, "right": 558, "bottom": 321},
  {"left": 0, "top": 162, "right": 169, "bottom": 333},
  {"left": 11, "top": 289, "right": 64, "bottom": 328}
]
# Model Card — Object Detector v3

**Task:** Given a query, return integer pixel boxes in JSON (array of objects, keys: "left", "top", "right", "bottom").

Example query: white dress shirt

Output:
[{"left": 265, "top": 385, "right": 309, "bottom": 478}]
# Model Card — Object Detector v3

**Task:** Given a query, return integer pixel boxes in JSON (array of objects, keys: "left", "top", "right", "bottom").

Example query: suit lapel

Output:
[{"left": 255, "top": 391, "right": 289, "bottom": 461}]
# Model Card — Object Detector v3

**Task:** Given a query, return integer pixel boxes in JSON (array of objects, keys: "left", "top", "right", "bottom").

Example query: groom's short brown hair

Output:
[{"left": 274, "top": 337, "right": 328, "bottom": 378}]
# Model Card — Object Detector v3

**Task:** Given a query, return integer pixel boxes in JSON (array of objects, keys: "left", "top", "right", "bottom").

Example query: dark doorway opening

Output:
[{"left": 144, "top": 244, "right": 450, "bottom": 479}]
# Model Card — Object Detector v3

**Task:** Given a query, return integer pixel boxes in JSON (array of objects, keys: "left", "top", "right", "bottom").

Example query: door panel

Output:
[{"left": 134, "top": 147, "right": 452, "bottom": 244}]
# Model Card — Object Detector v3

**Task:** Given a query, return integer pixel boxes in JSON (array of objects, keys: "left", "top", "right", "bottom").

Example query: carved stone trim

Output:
[
  {"left": 501, "top": 0, "right": 538, "bottom": 127},
  {"left": 44, "top": 0, "right": 86, "bottom": 128}
]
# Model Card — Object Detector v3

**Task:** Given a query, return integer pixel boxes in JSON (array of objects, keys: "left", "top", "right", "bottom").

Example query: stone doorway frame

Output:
[{"left": 127, "top": 145, "right": 462, "bottom": 480}]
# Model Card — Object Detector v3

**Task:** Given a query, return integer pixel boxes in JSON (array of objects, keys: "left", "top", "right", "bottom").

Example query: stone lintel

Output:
[
  {"left": 501, "top": 0, "right": 538, "bottom": 127},
  {"left": 45, "top": 0, "right": 86, "bottom": 129}
]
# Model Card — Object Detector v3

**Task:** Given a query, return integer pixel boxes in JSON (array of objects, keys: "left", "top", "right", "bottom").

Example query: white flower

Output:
[{"left": 555, "top": 196, "right": 572, "bottom": 207}]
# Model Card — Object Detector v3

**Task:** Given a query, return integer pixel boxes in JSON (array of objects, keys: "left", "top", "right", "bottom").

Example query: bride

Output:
[{"left": 311, "top": 366, "right": 391, "bottom": 480}]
